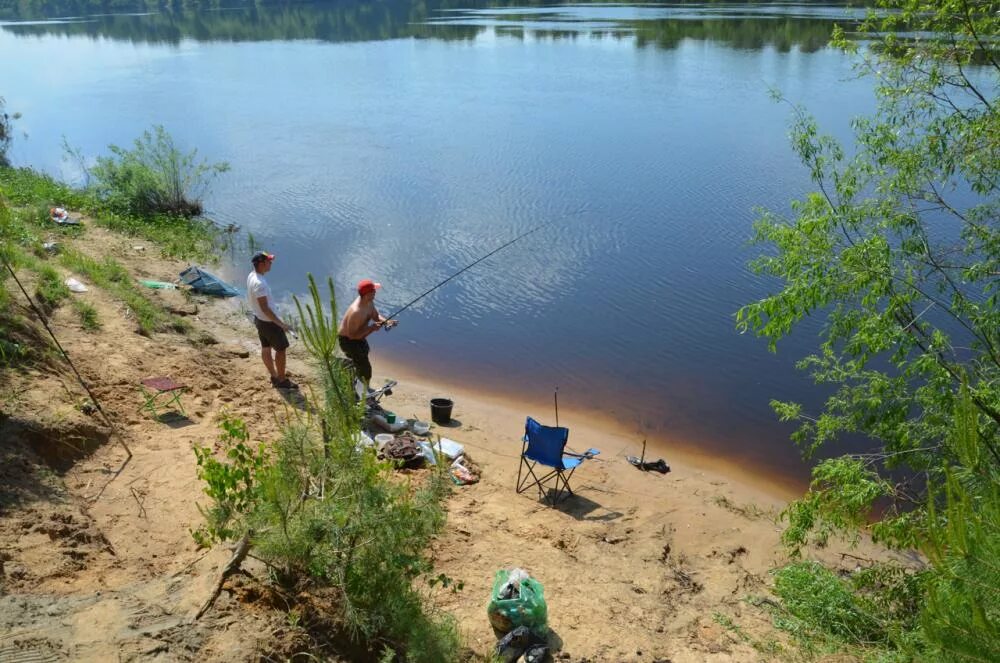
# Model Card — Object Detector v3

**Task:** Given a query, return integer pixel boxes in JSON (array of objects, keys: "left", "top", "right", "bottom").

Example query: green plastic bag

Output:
[
  {"left": 487, "top": 568, "right": 548, "bottom": 634},
  {"left": 138, "top": 279, "right": 177, "bottom": 290}
]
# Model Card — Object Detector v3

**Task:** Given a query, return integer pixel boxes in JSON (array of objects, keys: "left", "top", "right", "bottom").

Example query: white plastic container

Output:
[
  {"left": 371, "top": 413, "right": 408, "bottom": 433},
  {"left": 411, "top": 420, "right": 430, "bottom": 436},
  {"left": 374, "top": 433, "right": 394, "bottom": 452}
]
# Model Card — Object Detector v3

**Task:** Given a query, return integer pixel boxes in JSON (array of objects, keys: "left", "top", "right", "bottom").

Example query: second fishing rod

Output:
[{"left": 380, "top": 207, "right": 586, "bottom": 326}]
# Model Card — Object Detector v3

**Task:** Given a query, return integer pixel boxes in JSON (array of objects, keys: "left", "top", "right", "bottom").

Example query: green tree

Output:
[
  {"left": 737, "top": 0, "right": 999, "bottom": 548},
  {"left": 738, "top": 0, "right": 999, "bottom": 658}
]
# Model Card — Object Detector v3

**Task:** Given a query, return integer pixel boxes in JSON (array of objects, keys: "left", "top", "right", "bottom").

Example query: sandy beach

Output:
[{"left": 0, "top": 224, "right": 897, "bottom": 661}]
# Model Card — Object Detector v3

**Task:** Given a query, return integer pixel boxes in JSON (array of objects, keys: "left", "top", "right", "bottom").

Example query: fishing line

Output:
[{"left": 384, "top": 206, "right": 587, "bottom": 322}]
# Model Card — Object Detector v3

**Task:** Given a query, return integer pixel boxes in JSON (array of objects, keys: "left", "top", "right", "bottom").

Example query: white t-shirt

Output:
[{"left": 247, "top": 271, "right": 272, "bottom": 321}]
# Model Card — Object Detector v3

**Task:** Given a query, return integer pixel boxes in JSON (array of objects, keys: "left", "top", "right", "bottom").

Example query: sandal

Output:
[{"left": 272, "top": 377, "right": 298, "bottom": 390}]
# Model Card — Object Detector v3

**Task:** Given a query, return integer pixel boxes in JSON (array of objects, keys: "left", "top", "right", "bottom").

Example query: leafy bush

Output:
[
  {"left": 773, "top": 561, "right": 886, "bottom": 647},
  {"left": 0, "top": 96, "right": 18, "bottom": 167},
  {"left": 194, "top": 276, "right": 459, "bottom": 661},
  {"left": 0, "top": 166, "right": 87, "bottom": 210},
  {"left": 87, "top": 125, "right": 228, "bottom": 217}
]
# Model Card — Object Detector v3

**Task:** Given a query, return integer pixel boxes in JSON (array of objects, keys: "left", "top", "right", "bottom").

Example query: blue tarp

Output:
[{"left": 179, "top": 266, "right": 240, "bottom": 298}]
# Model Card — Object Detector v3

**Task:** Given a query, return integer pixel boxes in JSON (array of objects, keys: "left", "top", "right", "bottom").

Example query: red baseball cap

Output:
[{"left": 357, "top": 279, "right": 382, "bottom": 295}]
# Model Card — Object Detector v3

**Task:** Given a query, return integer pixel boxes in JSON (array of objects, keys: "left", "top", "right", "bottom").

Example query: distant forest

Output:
[{"left": 0, "top": 0, "right": 862, "bottom": 52}]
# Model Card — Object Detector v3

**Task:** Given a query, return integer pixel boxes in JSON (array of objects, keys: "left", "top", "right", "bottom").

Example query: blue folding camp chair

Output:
[{"left": 516, "top": 416, "right": 600, "bottom": 506}]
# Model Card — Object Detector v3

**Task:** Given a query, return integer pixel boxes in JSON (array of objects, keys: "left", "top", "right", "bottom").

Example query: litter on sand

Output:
[
  {"left": 450, "top": 454, "right": 480, "bottom": 485},
  {"left": 379, "top": 434, "right": 425, "bottom": 468},
  {"left": 487, "top": 567, "right": 548, "bottom": 636},
  {"left": 626, "top": 440, "right": 671, "bottom": 474},
  {"left": 50, "top": 207, "right": 80, "bottom": 225},
  {"left": 64, "top": 277, "right": 88, "bottom": 293},
  {"left": 434, "top": 437, "right": 464, "bottom": 459},
  {"left": 417, "top": 441, "right": 437, "bottom": 465},
  {"left": 139, "top": 279, "right": 177, "bottom": 290},
  {"left": 627, "top": 456, "right": 670, "bottom": 474},
  {"left": 371, "top": 412, "right": 408, "bottom": 433}
]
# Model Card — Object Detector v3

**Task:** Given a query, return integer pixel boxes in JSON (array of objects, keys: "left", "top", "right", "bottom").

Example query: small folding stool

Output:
[{"left": 139, "top": 376, "right": 188, "bottom": 419}]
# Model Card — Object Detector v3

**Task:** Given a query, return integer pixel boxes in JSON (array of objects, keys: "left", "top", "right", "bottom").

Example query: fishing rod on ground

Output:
[
  {"left": 381, "top": 206, "right": 588, "bottom": 325},
  {"left": 2, "top": 257, "right": 132, "bottom": 459}
]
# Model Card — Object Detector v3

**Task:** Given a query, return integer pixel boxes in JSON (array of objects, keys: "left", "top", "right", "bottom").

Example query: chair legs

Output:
[
  {"left": 138, "top": 386, "right": 186, "bottom": 419},
  {"left": 139, "top": 386, "right": 159, "bottom": 419},
  {"left": 517, "top": 458, "right": 577, "bottom": 506}
]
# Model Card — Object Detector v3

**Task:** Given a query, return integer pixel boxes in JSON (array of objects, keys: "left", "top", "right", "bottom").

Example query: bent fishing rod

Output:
[{"left": 383, "top": 207, "right": 586, "bottom": 323}]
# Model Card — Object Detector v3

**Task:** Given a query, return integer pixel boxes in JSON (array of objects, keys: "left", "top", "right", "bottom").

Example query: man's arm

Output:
[
  {"left": 370, "top": 306, "right": 397, "bottom": 330},
  {"left": 257, "top": 296, "right": 290, "bottom": 331}
]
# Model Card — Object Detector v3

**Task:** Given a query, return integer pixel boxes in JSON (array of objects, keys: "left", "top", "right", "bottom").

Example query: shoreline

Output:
[
  {"left": 371, "top": 352, "right": 806, "bottom": 504},
  {"left": 0, "top": 219, "right": 889, "bottom": 662}
]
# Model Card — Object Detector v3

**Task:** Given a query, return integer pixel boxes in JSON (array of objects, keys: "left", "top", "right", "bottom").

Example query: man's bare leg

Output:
[
  {"left": 275, "top": 349, "right": 286, "bottom": 381},
  {"left": 261, "top": 348, "right": 276, "bottom": 378}
]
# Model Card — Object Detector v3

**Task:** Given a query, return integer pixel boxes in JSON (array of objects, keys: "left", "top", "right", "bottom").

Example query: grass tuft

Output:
[
  {"left": 72, "top": 299, "right": 101, "bottom": 331},
  {"left": 34, "top": 264, "right": 70, "bottom": 312},
  {"left": 58, "top": 249, "right": 182, "bottom": 336}
]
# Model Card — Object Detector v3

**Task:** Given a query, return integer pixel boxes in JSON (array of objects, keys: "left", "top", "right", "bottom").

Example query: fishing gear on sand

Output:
[{"left": 383, "top": 207, "right": 587, "bottom": 323}]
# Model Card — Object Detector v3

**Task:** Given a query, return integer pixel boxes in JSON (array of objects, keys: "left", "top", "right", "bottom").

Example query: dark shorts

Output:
[
  {"left": 254, "top": 318, "right": 289, "bottom": 351},
  {"left": 338, "top": 335, "right": 371, "bottom": 382}
]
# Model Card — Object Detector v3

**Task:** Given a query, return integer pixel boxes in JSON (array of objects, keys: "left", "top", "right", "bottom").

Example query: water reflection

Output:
[{"left": 1, "top": 0, "right": 859, "bottom": 52}]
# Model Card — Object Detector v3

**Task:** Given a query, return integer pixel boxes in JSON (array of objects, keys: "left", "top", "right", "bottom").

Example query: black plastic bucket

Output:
[{"left": 430, "top": 398, "right": 454, "bottom": 425}]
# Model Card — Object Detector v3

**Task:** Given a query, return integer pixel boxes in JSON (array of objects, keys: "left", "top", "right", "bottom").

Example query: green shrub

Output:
[
  {"left": 194, "top": 276, "right": 460, "bottom": 661},
  {"left": 0, "top": 166, "right": 87, "bottom": 210},
  {"left": 87, "top": 125, "right": 229, "bottom": 218},
  {"left": 0, "top": 165, "right": 220, "bottom": 261},
  {"left": 0, "top": 96, "right": 18, "bottom": 168},
  {"left": 918, "top": 387, "right": 1000, "bottom": 661},
  {"left": 773, "top": 561, "right": 887, "bottom": 647}
]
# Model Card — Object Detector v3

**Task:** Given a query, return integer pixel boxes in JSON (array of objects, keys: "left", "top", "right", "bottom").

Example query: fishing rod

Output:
[{"left": 384, "top": 206, "right": 586, "bottom": 322}]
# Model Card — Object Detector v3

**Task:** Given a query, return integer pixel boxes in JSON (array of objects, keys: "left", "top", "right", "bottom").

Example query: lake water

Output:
[{"left": 1, "top": 1, "right": 878, "bottom": 485}]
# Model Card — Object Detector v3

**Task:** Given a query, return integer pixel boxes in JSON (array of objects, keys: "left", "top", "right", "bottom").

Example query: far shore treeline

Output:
[{"left": 0, "top": 0, "right": 860, "bottom": 52}]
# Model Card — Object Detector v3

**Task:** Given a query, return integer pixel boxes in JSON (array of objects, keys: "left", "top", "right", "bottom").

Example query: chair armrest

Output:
[{"left": 565, "top": 448, "right": 600, "bottom": 458}]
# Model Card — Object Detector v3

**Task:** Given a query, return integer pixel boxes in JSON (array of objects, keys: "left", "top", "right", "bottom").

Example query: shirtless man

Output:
[{"left": 338, "top": 278, "right": 397, "bottom": 390}]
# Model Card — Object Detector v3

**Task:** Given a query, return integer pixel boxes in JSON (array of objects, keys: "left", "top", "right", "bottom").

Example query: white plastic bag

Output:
[
  {"left": 435, "top": 437, "right": 464, "bottom": 459},
  {"left": 64, "top": 277, "right": 88, "bottom": 293}
]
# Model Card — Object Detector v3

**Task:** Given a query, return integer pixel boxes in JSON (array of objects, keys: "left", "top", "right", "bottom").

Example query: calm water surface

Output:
[{"left": 1, "top": 1, "right": 878, "bottom": 485}]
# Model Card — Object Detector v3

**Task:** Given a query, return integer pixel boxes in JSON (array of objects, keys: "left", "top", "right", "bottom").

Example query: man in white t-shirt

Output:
[{"left": 247, "top": 252, "right": 296, "bottom": 389}]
